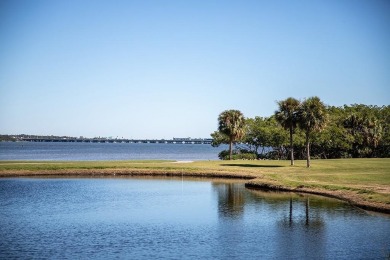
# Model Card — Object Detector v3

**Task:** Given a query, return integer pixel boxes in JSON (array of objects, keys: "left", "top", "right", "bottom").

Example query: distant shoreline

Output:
[
  {"left": 1, "top": 159, "right": 389, "bottom": 214},
  {"left": 0, "top": 135, "right": 213, "bottom": 144}
]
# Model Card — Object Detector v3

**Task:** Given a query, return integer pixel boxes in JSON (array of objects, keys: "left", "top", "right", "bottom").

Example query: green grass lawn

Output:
[{"left": 1, "top": 158, "right": 389, "bottom": 207}]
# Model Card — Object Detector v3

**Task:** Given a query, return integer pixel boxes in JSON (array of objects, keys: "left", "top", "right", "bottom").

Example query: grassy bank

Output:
[{"left": 1, "top": 158, "right": 389, "bottom": 213}]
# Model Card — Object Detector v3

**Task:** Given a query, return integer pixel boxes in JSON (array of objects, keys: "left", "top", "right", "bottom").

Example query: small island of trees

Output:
[{"left": 212, "top": 97, "right": 389, "bottom": 166}]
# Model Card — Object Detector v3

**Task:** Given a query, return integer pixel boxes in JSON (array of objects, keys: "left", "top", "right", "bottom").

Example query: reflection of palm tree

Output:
[
  {"left": 245, "top": 189, "right": 326, "bottom": 228},
  {"left": 289, "top": 197, "right": 293, "bottom": 226},
  {"left": 213, "top": 183, "right": 245, "bottom": 218},
  {"left": 278, "top": 196, "right": 326, "bottom": 259},
  {"left": 284, "top": 196, "right": 324, "bottom": 228},
  {"left": 287, "top": 196, "right": 309, "bottom": 226},
  {"left": 305, "top": 197, "right": 309, "bottom": 226}
]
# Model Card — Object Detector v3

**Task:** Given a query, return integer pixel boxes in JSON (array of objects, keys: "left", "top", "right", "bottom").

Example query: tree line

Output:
[{"left": 211, "top": 97, "right": 389, "bottom": 167}]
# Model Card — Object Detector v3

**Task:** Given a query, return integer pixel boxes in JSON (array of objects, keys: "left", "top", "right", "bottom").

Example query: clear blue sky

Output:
[{"left": 1, "top": 0, "right": 389, "bottom": 139}]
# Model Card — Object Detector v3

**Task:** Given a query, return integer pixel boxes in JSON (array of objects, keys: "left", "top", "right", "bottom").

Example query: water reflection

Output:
[
  {"left": 212, "top": 183, "right": 332, "bottom": 258},
  {"left": 213, "top": 183, "right": 327, "bottom": 228},
  {"left": 1, "top": 178, "right": 389, "bottom": 259},
  {"left": 212, "top": 183, "right": 246, "bottom": 219},
  {"left": 247, "top": 189, "right": 325, "bottom": 228},
  {"left": 286, "top": 196, "right": 324, "bottom": 227},
  {"left": 245, "top": 189, "right": 328, "bottom": 258}
]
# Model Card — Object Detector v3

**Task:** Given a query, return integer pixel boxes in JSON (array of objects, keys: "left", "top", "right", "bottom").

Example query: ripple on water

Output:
[{"left": 0, "top": 178, "right": 389, "bottom": 259}]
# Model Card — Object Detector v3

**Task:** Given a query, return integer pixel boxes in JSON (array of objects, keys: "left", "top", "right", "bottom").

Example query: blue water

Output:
[
  {"left": 0, "top": 177, "right": 389, "bottom": 259},
  {"left": 0, "top": 142, "right": 227, "bottom": 161}
]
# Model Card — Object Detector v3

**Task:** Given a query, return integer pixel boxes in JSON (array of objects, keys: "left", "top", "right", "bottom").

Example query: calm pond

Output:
[{"left": 1, "top": 177, "right": 389, "bottom": 259}]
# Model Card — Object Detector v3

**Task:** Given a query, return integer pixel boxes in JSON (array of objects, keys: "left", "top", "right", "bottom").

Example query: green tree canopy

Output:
[
  {"left": 211, "top": 102, "right": 389, "bottom": 162},
  {"left": 217, "top": 109, "right": 246, "bottom": 160}
]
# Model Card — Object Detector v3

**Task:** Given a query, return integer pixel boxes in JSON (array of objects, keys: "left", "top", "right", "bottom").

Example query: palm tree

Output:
[
  {"left": 275, "top": 97, "right": 300, "bottom": 166},
  {"left": 344, "top": 114, "right": 383, "bottom": 157},
  {"left": 218, "top": 110, "right": 246, "bottom": 160},
  {"left": 297, "top": 97, "right": 328, "bottom": 167}
]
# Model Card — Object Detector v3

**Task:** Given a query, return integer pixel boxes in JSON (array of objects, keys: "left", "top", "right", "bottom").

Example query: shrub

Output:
[{"left": 218, "top": 149, "right": 257, "bottom": 160}]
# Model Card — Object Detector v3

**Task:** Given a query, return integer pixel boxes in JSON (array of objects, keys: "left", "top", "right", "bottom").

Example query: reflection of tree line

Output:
[
  {"left": 213, "top": 183, "right": 333, "bottom": 227},
  {"left": 213, "top": 183, "right": 245, "bottom": 219},
  {"left": 212, "top": 183, "right": 386, "bottom": 258}
]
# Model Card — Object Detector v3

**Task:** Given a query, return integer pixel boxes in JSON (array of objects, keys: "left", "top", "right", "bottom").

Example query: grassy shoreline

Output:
[{"left": 1, "top": 158, "right": 389, "bottom": 214}]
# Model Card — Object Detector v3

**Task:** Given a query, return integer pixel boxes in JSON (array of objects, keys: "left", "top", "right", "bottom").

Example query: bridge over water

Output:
[{"left": 20, "top": 137, "right": 213, "bottom": 145}]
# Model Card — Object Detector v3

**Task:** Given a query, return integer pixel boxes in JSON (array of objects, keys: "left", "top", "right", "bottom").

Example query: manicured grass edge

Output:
[{"left": 245, "top": 181, "right": 390, "bottom": 214}]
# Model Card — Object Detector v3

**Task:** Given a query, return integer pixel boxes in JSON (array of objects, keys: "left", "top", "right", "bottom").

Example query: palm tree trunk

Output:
[
  {"left": 306, "top": 130, "right": 310, "bottom": 168},
  {"left": 289, "top": 126, "right": 294, "bottom": 166},
  {"left": 229, "top": 139, "right": 233, "bottom": 160}
]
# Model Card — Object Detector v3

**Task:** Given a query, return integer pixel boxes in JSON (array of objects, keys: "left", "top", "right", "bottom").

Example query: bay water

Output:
[{"left": 0, "top": 142, "right": 227, "bottom": 161}]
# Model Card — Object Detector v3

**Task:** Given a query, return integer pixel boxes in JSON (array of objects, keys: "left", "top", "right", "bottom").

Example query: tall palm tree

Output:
[
  {"left": 297, "top": 97, "right": 328, "bottom": 167},
  {"left": 218, "top": 110, "right": 246, "bottom": 160},
  {"left": 275, "top": 97, "right": 300, "bottom": 166}
]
